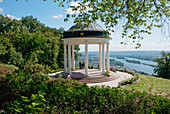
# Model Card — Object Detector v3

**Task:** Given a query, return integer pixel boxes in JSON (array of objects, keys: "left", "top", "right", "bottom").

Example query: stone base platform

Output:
[{"left": 71, "top": 69, "right": 120, "bottom": 83}]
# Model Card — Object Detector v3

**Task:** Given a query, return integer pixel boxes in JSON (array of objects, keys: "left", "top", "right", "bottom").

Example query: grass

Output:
[
  {"left": 121, "top": 74, "right": 170, "bottom": 98},
  {"left": 0, "top": 63, "right": 18, "bottom": 76}
]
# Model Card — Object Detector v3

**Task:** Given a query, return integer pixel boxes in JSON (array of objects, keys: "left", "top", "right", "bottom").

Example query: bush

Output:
[
  {"left": 154, "top": 51, "right": 170, "bottom": 79},
  {"left": 120, "top": 74, "right": 140, "bottom": 86},
  {"left": 1, "top": 70, "right": 170, "bottom": 113},
  {"left": 0, "top": 63, "right": 18, "bottom": 76},
  {"left": 0, "top": 70, "right": 49, "bottom": 111},
  {"left": 104, "top": 70, "right": 110, "bottom": 77},
  {"left": 5, "top": 93, "right": 47, "bottom": 113},
  {"left": 115, "top": 68, "right": 135, "bottom": 76},
  {"left": 75, "top": 65, "right": 80, "bottom": 70},
  {"left": 8, "top": 47, "right": 24, "bottom": 68},
  {"left": 47, "top": 68, "right": 64, "bottom": 74}
]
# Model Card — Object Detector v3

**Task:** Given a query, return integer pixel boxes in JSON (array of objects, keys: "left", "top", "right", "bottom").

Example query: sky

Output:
[{"left": 0, "top": 0, "right": 170, "bottom": 51}]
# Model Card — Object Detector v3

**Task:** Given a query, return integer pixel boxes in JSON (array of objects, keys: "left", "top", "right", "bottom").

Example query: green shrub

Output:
[
  {"left": 115, "top": 68, "right": 118, "bottom": 71},
  {"left": 5, "top": 70, "right": 50, "bottom": 97},
  {"left": 0, "top": 63, "right": 18, "bottom": 76},
  {"left": 44, "top": 65, "right": 52, "bottom": 74},
  {"left": 24, "top": 53, "right": 45, "bottom": 74},
  {"left": 8, "top": 47, "right": 24, "bottom": 68},
  {"left": 47, "top": 68, "right": 64, "bottom": 73},
  {"left": 120, "top": 74, "right": 140, "bottom": 85},
  {"left": 6, "top": 92, "right": 47, "bottom": 113},
  {"left": 104, "top": 70, "right": 110, "bottom": 77},
  {"left": 115, "top": 68, "right": 135, "bottom": 76},
  {"left": 1, "top": 70, "right": 170, "bottom": 114},
  {"left": 75, "top": 65, "right": 80, "bottom": 70}
]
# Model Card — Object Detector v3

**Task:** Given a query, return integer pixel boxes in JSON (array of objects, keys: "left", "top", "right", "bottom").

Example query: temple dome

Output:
[
  {"left": 69, "top": 22, "right": 104, "bottom": 31},
  {"left": 63, "top": 22, "right": 111, "bottom": 39}
]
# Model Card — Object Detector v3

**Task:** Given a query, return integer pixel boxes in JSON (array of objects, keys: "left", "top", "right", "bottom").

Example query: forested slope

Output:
[{"left": 0, "top": 15, "right": 80, "bottom": 71}]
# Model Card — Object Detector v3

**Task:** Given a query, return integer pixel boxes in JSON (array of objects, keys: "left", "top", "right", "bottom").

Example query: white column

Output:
[
  {"left": 99, "top": 43, "right": 102, "bottom": 70},
  {"left": 64, "top": 43, "right": 67, "bottom": 73},
  {"left": 72, "top": 44, "right": 75, "bottom": 71},
  {"left": 68, "top": 43, "right": 71, "bottom": 75},
  {"left": 85, "top": 42, "right": 88, "bottom": 76},
  {"left": 102, "top": 43, "right": 105, "bottom": 74},
  {"left": 107, "top": 43, "right": 110, "bottom": 71}
]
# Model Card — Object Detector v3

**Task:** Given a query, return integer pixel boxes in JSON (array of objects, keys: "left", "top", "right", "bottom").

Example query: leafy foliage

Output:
[
  {"left": 6, "top": 93, "right": 47, "bottom": 113},
  {"left": 154, "top": 51, "right": 170, "bottom": 79},
  {"left": 1, "top": 70, "right": 170, "bottom": 113},
  {"left": 104, "top": 70, "right": 110, "bottom": 77},
  {"left": 115, "top": 68, "right": 136, "bottom": 76},
  {"left": 62, "top": 0, "right": 170, "bottom": 48},
  {"left": 0, "top": 14, "right": 81, "bottom": 71},
  {"left": 8, "top": 47, "right": 24, "bottom": 67},
  {"left": 120, "top": 74, "right": 140, "bottom": 86}
]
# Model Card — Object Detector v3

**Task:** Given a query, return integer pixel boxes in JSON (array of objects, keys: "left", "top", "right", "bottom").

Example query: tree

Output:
[
  {"left": 0, "top": 14, "right": 82, "bottom": 70},
  {"left": 8, "top": 47, "right": 24, "bottom": 68},
  {"left": 56, "top": 0, "right": 169, "bottom": 48},
  {"left": 21, "top": 16, "right": 44, "bottom": 33},
  {"left": 154, "top": 51, "right": 170, "bottom": 79}
]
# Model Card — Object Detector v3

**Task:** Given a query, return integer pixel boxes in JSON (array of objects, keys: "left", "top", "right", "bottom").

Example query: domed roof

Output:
[
  {"left": 63, "top": 22, "right": 111, "bottom": 39},
  {"left": 69, "top": 22, "right": 104, "bottom": 31}
]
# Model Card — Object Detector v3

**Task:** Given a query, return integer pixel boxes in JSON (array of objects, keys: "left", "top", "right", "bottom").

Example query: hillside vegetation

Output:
[
  {"left": 121, "top": 74, "right": 170, "bottom": 98},
  {"left": 0, "top": 14, "right": 81, "bottom": 72},
  {"left": 0, "top": 70, "right": 169, "bottom": 113},
  {"left": 0, "top": 63, "right": 18, "bottom": 76},
  {"left": 0, "top": 14, "right": 169, "bottom": 113}
]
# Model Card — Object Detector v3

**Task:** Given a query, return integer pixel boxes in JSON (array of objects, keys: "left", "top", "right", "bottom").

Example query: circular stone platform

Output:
[{"left": 71, "top": 69, "right": 120, "bottom": 83}]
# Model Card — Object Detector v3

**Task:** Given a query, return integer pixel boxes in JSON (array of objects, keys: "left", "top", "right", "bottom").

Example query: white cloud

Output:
[
  {"left": 64, "top": 1, "right": 92, "bottom": 14},
  {"left": 65, "top": 8, "right": 78, "bottom": 14},
  {"left": 0, "top": 0, "right": 3, "bottom": 2},
  {"left": 64, "top": 1, "right": 80, "bottom": 14},
  {"left": 0, "top": 7, "right": 3, "bottom": 13},
  {"left": 3, "top": 14, "right": 21, "bottom": 20},
  {"left": 52, "top": 14, "right": 64, "bottom": 19}
]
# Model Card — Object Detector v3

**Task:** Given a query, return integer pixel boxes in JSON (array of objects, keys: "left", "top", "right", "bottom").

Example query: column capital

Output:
[{"left": 106, "top": 42, "right": 110, "bottom": 45}]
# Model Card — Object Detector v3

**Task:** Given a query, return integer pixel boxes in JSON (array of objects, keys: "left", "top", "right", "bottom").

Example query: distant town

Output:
[{"left": 75, "top": 51, "right": 167, "bottom": 75}]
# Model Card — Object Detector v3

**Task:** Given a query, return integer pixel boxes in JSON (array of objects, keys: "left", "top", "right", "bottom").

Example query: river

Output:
[
  {"left": 79, "top": 51, "right": 159, "bottom": 75},
  {"left": 110, "top": 57, "right": 156, "bottom": 75}
]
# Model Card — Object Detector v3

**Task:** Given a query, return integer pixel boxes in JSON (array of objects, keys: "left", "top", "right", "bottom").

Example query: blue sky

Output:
[{"left": 0, "top": 0, "right": 170, "bottom": 51}]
